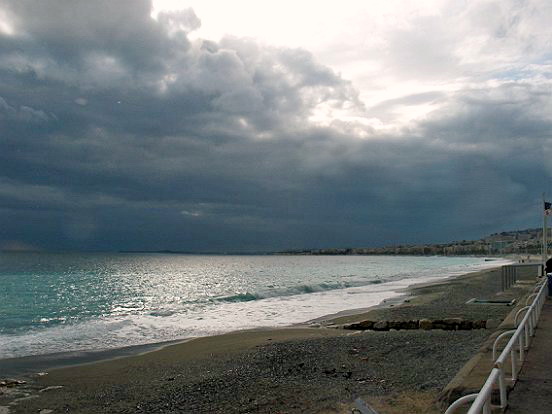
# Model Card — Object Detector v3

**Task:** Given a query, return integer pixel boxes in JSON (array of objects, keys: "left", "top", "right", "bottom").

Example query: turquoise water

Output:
[{"left": 0, "top": 252, "right": 507, "bottom": 359}]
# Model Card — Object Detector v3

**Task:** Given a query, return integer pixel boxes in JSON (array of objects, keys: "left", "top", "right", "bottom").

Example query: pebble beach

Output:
[{"left": 0, "top": 263, "right": 537, "bottom": 414}]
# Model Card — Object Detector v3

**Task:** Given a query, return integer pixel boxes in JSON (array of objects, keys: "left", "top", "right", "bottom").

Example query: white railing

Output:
[{"left": 445, "top": 278, "right": 548, "bottom": 414}]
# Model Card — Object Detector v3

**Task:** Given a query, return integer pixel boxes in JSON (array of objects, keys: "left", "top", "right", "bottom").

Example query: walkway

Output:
[{"left": 506, "top": 299, "right": 552, "bottom": 413}]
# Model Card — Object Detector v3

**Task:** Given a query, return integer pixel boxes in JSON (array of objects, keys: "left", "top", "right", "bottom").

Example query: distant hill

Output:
[{"left": 280, "top": 228, "right": 548, "bottom": 256}]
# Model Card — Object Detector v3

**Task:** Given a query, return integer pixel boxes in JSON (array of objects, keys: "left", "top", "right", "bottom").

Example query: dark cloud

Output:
[{"left": 0, "top": 0, "right": 551, "bottom": 251}]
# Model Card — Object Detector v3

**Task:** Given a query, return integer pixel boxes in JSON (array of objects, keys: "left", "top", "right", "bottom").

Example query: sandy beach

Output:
[{"left": 0, "top": 263, "right": 537, "bottom": 414}]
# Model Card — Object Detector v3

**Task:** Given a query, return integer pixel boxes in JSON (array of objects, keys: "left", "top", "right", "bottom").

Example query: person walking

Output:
[{"left": 546, "top": 257, "right": 552, "bottom": 296}]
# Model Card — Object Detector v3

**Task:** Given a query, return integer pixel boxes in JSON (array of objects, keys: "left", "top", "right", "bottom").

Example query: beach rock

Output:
[
  {"left": 343, "top": 320, "right": 375, "bottom": 330},
  {"left": 373, "top": 321, "right": 389, "bottom": 331},
  {"left": 357, "top": 320, "right": 375, "bottom": 330},
  {"left": 419, "top": 319, "right": 433, "bottom": 330},
  {"left": 390, "top": 320, "right": 418, "bottom": 330},
  {"left": 444, "top": 318, "right": 463, "bottom": 330},
  {"left": 345, "top": 318, "right": 490, "bottom": 331},
  {"left": 404, "top": 320, "right": 420, "bottom": 330},
  {"left": 387, "top": 320, "right": 403, "bottom": 330},
  {"left": 459, "top": 320, "right": 473, "bottom": 330},
  {"left": 432, "top": 320, "right": 448, "bottom": 330},
  {"left": 472, "top": 320, "right": 486, "bottom": 329}
]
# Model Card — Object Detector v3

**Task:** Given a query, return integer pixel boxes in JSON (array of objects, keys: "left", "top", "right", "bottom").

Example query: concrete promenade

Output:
[{"left": 506, "top": 299, "right": 552, "bottom": 413}]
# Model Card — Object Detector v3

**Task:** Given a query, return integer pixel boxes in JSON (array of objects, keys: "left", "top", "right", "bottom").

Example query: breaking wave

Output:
[{"left": 215, "top": 279, "right": 386, "bottom": 303}]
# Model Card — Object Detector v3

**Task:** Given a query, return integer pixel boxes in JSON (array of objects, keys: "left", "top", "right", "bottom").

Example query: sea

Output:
[{"left": 0, "top": 252, "right": 510, "bottom": 362}]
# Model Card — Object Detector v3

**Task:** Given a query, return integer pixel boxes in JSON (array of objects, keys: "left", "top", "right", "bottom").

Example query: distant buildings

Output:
[{"left": 281, "top": 228, "right": 548, "bottom": 256}]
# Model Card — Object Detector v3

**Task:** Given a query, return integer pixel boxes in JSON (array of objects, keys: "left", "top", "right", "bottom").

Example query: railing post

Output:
[
  {"left": 515, "top": 306, "right": 531, "bottom": 327},
  {"left": 492, "top": 330, "right": 516, "bottom": 362},
  {"left": 483, "top": 397, "right": 491, "bottom": 414},
  {"left": 450, "top": 280, "right": 547, "bottom": 414},
  {"left": 511, "top": 347, "right": 518, "bottom": 381},
  {"left": 496, "top": 362, "right": 507, "bottom": 409}
]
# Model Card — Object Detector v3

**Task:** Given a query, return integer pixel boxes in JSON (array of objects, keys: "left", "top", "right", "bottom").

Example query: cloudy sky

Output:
[{"left": 1, "top": 0, "right": 551, "bottom": 252}]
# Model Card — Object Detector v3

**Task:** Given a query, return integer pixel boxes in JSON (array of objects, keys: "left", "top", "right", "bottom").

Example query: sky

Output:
[{"left": 1, "top": 0, "right": 552, "bottom": 252}]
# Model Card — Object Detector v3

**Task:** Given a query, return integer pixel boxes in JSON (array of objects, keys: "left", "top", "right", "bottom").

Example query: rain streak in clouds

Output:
[{"left": 0, "top": 0, "right": 552, "bottom": 251}]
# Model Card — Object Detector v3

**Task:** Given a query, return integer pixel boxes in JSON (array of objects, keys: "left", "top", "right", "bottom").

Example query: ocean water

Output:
[{"left": 0, "top": 252, "right": 509, "bottom": 360}]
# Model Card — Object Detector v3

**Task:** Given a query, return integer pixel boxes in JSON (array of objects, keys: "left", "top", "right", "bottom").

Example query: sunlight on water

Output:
[{"left": 0, "top": 253, "right": 509, "bottom": 359}]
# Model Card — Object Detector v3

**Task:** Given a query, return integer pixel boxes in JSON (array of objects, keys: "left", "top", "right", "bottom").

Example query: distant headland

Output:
[{"left": 279, "top": 228, "right": 547, "bottom": 256}]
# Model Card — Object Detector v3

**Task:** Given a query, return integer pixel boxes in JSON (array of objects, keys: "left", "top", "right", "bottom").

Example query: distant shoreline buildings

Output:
[{"left": 281, "top": 228, "right": 549, "bottom": 256}]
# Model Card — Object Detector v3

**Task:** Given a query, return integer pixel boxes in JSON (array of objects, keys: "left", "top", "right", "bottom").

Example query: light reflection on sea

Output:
[{"left": 0, "top": 253, "right": 510, "bottom": 359}]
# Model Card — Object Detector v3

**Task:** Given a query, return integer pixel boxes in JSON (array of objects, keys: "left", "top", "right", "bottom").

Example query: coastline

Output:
[
  {"left": 1, "top": 260, "right": 535, "bottom": 414},
  {"left": 0, "top": 255, "right": 505, "bottom": 362},
  {"left": 0, "top": 258, "right": 510, "bottom": 377}
]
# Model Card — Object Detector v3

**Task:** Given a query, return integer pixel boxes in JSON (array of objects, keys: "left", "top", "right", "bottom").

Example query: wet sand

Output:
[{"left": 0, "top": 264, "right": 537, "bottom": 414}]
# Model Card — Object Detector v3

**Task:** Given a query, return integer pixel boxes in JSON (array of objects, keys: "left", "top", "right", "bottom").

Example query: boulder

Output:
[
  {"left": 459, "top": 319, "right": 473, "bottom": 330},
  {"left": 387, "top": 320, "right": 403, "bottom": 330},
  {"left": 396, "top": 321, "right": 419, "bottom": 329},
  {"left": 403, "top": 320, "right": 420, "bottom": 330},
  {"left": 373, "top": 321, "right": 389, "bottom": 331},
  {"left": 444, "top": 318, "right": 464, "bottom": 330},
  {"left": 419, "top": 319, "right": 433, "bottom": 330},
  {"left": 432, "top": 320, "right": 448, "bottom": 330},
  {"left": 343, "top": 320, "right": 375, "bottom": 330},
  {"left": 472, "top": 320, "right": 486, "bottom": 329}
]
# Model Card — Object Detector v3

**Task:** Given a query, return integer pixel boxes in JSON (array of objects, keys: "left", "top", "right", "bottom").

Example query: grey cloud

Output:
[
  {"left": 0, "top": 96, "right": 52, "bottom": 122},
  {"left": 422, "top": 82, "right": 552, "bottom": 147},
  {"left": 0, "top": 0, "right": 551, "bottom": 251},
  {"left": 157, "top": 8, "right": 201, "bottom": 35},
  {"left": 3, "top": 0, "right": 181, "bottom": 67}
]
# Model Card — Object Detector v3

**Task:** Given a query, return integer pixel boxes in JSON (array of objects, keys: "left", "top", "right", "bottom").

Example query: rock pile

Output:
[{"left": 343, "top": 318, "right": 489, "bottom": 331}]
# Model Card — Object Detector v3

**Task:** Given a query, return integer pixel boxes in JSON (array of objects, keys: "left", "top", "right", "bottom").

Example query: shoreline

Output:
[
  {"left": 0, "top": 258, "right": 511, "bottom": 378},
  {"left": 0, "top": 258, "right": 513, "bottom": 377},
  {"left": 1, "top": 256, "right": 508, "bottom": 362},
  {"left": 1, "top": 261, "right": 538, "bottom": 413}
]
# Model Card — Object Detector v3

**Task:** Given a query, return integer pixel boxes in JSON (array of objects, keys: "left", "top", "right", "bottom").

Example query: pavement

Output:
[{"left": 506, "top": 299, "right": 552, "bottom": 414}]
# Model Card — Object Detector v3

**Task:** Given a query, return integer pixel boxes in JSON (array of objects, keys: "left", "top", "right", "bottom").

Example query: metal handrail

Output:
[
  {"left": 525, "top": 293, "right": 538, "bottom": 306},
  {"left": 445, "top": 279, "right": 548, "bottom": 414},
  {"left": 466, "top": 368, "right": 500, "bottom": 414},
  {"left": 491, "top": 330, "right": 515, "bottom": 361},
  {"left": 514, "top": 306, "right": 531, "bottom": 327},
  {"left": 444, "top": 394, "right": 477, "bottom": 414}
]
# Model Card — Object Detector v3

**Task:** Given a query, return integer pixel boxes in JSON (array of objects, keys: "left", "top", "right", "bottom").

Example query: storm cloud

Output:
[{"left": 1, "top": 0, "right": 551, "bottom": 251}]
